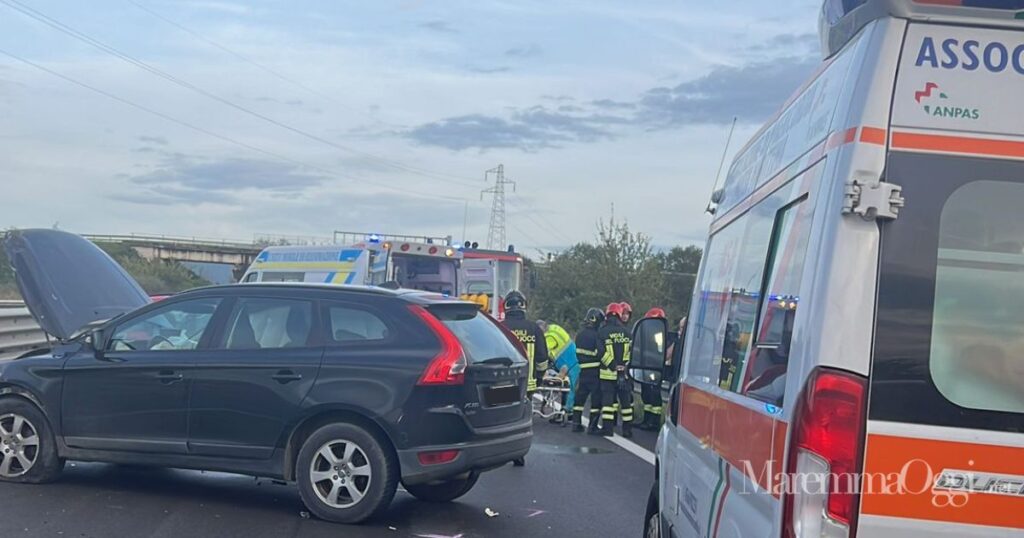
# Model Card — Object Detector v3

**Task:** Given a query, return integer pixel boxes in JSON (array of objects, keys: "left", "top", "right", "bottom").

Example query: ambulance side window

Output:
[
  {"left": 742, "top": 198, "right": 813, "bottom": 406},
  {"left": 685, "top": 232, "right": 734, "bottom": 385},
  {"left": 716, "top": 201, "right": 775, "bottom": 392}
]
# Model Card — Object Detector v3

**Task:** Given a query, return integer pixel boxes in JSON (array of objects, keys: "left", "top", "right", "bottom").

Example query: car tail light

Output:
[
  {"left": 783, "top": 367, "right": 867, "bottom": 538},
  {"left": 409, "top": 305, "right": 466, "bottom": 385},
  {"left": 417, "top": 449, "right": 460, "bottom": 466}
]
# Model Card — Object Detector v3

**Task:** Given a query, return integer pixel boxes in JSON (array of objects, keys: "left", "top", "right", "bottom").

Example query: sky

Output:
[{"left": 0, "top": 0, "right": 823, "bottom": 254}]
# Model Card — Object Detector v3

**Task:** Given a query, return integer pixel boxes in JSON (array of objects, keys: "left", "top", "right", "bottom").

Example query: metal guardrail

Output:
[
  {"left": 253, "top": 233, "right": 337, "bottom": 246},
  {"left": 0, "top": 301, "right": 48, "bottom": 359}
]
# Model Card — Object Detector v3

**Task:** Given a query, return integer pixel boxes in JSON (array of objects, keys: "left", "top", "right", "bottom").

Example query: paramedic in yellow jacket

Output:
[{"left": 538, "top": 321, "right": 580, "bottom": 424}]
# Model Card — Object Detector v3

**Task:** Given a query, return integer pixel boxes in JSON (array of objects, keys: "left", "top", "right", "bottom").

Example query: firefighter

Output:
[
  {"left": 501, "top": 290, "right": 549, "bottom": 394},
  {"left": 599, "top": 302, "right": 634, "bottom": 437},
  {"left": 572, "top": 307, "right": 605, "bottom": 434},
  {"left": 638, "top": 307, "right": 668, "bottom": 431},
  {"left": 620, "top": 301, "right": 633, "bottom": 326}
]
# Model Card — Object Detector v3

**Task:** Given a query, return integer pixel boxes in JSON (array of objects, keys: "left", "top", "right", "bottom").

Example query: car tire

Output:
[
  {"left": 296, "top": 422, "right": 398, "bottom": 524},
  {"left": 643, "top": 483, "right": 660, "bottom": 538},
  {"left": 0, "top": 397, "right": 64, "bottom": 484},
  {"left": 404, "top": 472, "right": 479, "bottom": 503}
]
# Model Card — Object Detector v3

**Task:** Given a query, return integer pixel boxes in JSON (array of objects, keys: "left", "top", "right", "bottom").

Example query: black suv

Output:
[{"left": 0, "top": 230, "right": 531, "bottom": 523}]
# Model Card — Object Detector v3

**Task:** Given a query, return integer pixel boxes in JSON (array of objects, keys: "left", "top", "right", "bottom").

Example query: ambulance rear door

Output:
[{"left": 860, "top": 21, "right": 1024, "bottom": 537}]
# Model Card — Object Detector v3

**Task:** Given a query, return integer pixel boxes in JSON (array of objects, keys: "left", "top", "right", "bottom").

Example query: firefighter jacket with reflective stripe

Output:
[
  {"left": 503, "top": 312, "right": 549, "bottom": 391},
  {"left": 574, "top": 326, "right": 603, "bottom": 370},
  {"left": 598, "top": 319, "right": 632, "bottom": 381}
]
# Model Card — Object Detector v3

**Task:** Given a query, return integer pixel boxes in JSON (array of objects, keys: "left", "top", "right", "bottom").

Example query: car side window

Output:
[
  {"left": 324, "top": 303, "right": 390, "bottom": 344},
  {"left": 222, "top": 297, "right": 314, "bottom": 350},
  {"left": 108, "top": 297, "right": 221, "bottom": 351}
]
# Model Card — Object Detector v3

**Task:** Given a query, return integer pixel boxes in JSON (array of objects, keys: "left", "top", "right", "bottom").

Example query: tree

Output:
[
  {"left": 528, "top": 218, "right": 699, "bottom": 331},
  {"left": 655, "top": 245, "right": 702, "bottom": 323},
  {"left": 656, "top": 245, "right": 702, "bottom": 275}
]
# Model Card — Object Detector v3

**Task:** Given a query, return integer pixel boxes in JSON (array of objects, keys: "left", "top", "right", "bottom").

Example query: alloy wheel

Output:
[
  {"left": 309, "top": 438, "right": 373, "bottom": 509},
  {"left": 0, "top": 413, "right": 39, "bottom": 478}
]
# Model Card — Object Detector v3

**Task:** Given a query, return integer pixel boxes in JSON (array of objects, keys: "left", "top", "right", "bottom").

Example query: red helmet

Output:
[
  {"left": 619, "top": 302, "right": 633, "bottom": 317},
  {"left": 644, "top": 307, "right": 666, "bottom": 319},
  {"left": 605, "top": 302, "right": 625, "bottom": 318}
]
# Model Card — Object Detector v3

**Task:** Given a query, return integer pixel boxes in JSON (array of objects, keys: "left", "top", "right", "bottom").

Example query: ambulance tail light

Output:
[
  {"left": 782, "top": 367, "right": 867, "bottom": 538},
  {"left": 409, "top": 305, "right": 466, "bottom": 386}
]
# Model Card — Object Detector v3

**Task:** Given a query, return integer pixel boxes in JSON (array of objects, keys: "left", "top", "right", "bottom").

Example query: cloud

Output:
[
  {"left": 117, "top": 156, "right": 328, "bottom": 205},
  {"left": 636, "top": 55, "right": 818, "bottom": 126},
  {"left": 181, "top": 1, "right": 252, "bottom": 15},
  {"left": 758, "top": 32, "right": 819, "bottom": 53},
  {"left": 406, "top": 105, "right": 624, "bottom": 151},
  {"left": 465, "top": 65, "right": 511, "bottom": 74},
  {"left": 590, "top": 99, "right": 636, "bottom": 110},
  {"left": 254, "top": 96, "right": 305, "bottom": 107},
  {"left": 418, "top": 20, "right": 458, "bottom": 34},
  {"left": 137, "top": 135, "right": 169, "bottom": 146},
  {"left": 406, "top": 54, "right": 815, "bottom": 151},
  {"left": 504, "top": 44, "right": 542, "bottom": 58}
]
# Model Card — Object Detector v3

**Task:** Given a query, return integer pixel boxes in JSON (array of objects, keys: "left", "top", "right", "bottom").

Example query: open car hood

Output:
[{"left": 3, "top": 229, "right": 149, "bottom": 341}]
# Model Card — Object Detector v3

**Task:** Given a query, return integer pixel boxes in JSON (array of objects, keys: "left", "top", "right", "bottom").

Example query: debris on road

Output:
[
  {"left": 485, "top": 507, "right": 499, "bottom": 518},
  {"left": 299, "top": 511, "right": 310, "bottom": 519}
]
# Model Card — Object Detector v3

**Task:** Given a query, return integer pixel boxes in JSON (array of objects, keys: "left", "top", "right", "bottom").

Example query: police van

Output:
[{"left": 631, "top": 1, "right": 1024, "bottom": 536}]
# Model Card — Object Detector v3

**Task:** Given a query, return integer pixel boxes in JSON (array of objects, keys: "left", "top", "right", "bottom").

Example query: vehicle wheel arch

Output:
[
  {"left": 283, "top": 406, "right": 397, "bottom": 482},
  {"left": 0, "top": 385, "right": 48, "bottom": 416}
]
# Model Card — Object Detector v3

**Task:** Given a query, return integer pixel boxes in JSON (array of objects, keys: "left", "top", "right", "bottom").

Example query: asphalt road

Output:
[{"left": 0, "top": 418, "right": 660, "bottom": 538}]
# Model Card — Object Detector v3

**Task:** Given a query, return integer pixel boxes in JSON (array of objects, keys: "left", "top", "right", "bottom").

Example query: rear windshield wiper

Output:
[{"left": 478, "top": 357, "right": 514, "bottom": 366}]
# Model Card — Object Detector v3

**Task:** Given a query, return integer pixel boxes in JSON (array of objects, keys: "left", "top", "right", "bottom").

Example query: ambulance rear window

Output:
[{"left": 930, "top": 180, "right": 1024, "bottom": 415}]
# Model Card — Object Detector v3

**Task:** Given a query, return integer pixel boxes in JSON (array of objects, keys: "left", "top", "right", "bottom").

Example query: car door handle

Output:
[
  {"left": 155, "top": 370, "right": 183, "bottom": 385},
  {"left": 272, "top": 370, "right": 303, "bottom": 384}
]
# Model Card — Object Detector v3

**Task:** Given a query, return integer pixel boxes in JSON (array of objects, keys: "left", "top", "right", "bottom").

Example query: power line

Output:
[
  {"left": 506, "top": 195, "right": 574, "bottom": 246},
  {"left": 1, "top": 0, "right": 481, "bottom": 189},
  {"left": 0, "top": 47, "right": 468, "bottom": 206},
  {"left": 124, "top": 0, "right": 356, "bottom": 113}
]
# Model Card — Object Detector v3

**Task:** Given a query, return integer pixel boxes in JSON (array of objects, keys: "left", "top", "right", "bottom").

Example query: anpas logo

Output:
[{"left": 913, "top": 82, "right": 979, "bottom": 120}]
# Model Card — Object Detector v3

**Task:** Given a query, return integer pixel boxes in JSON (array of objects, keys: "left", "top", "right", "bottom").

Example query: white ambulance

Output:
[
  {"left": 241, "top": 240, "right": 461, "bottom": 295},
  {"left": 633, "top": 1, "right": 1024, "bottom": 537}
]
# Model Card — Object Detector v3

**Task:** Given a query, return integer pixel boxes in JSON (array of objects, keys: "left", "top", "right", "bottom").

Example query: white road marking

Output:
[{"left": 580, "top": 416, "right": 656, "bottom": 466}]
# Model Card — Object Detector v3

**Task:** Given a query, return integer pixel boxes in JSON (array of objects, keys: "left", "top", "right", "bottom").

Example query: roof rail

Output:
[{"left": 332, "top": 230, "right": 453, "bottom": 246}]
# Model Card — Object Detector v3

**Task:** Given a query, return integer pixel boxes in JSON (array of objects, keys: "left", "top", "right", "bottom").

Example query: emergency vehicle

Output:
[
  {"left": 241, "top": 239, "right": 461, "bottom": 295},
  {"left": 631, "top": 1, "right": 1024, "bottom": 537},
  {"left": 458, "top": 247, "right": 524, "bottom": 319}
]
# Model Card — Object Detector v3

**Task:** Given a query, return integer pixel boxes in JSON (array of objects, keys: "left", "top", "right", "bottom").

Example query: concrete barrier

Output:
[{"left": 0, "top": 301, "right": 49, "bottom": 359}]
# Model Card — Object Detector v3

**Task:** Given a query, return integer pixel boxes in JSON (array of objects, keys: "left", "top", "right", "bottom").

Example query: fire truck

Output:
[{"left": 458, "top": 245, "right": 524, "bottom": 320}]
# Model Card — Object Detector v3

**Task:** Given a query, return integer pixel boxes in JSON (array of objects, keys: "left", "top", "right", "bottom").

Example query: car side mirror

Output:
[
  {"left": 629, "top": 317, "right": 669, "bottom": 386},
  {"left": 87, "top": 328, "right": 105, "bottom": 358}
]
